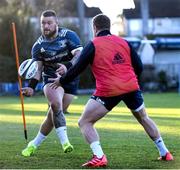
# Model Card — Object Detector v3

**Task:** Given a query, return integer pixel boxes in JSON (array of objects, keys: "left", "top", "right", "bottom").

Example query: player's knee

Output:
[
  {"left": 50, "top": 101, "right": 62, "bottom": 113},
  {"left": 138, "top": 114, "right": 149, "bottom": 124},
  {"left": 78, "top": 116, "right": 94, "bottom": 129},
  {"left": 78, "top": 117, "right": 88, "bottom": 129}
]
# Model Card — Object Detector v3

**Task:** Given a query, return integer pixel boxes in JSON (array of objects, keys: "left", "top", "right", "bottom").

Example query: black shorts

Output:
[
  {"left": 43, "top": 76, "right": 79, "bottom": 95},
  {"left": 91, "top": 90, "right": 144, "bottom": 111}
]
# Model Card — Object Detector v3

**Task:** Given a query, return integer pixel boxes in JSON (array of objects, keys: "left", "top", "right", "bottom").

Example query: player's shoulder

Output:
[
  {"left": 31, "top": 37, "right": 44, "bottom": 53},
  {"left": 58, "top": 27, "right": 77, "bottom": 38},
  {"left": 32, "top": 36, "right": 44, "bottom": 48},
  {"left": 36, "top": 35, "right": 44, "bottom": 44},
  {"left": 110, "top": 34, "right": 128, "bottom": 45},
  {"left": 112, "top": 34, "right": 125, "bottom": 41}
]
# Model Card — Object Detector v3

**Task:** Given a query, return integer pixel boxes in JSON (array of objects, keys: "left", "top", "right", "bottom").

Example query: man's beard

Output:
[{"left": 43, "top": 28, "right": 57, "bottom": 39}]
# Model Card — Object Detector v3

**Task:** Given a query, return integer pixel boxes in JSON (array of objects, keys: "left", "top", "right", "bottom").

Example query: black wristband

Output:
[
  {"left": 28, "top": 78, "right": 38, "bottom": 90},
  {"left": 64, "top": 62, "right": 72, "bottom": 70}
]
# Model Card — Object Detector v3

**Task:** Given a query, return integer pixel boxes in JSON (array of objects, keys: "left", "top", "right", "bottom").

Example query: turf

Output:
[{"left": 0, "top": 93, "right": 180, "bottom": 169}]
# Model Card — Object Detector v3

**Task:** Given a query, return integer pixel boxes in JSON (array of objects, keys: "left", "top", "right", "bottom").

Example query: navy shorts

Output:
[
  {"left": 43, "top": 76, "right": 79, "bottom": 95},
  {"left": 91, "top": 90, "right": 144, "bottom": 111}
]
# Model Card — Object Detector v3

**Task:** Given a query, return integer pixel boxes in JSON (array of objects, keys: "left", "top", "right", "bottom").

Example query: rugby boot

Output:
[
  {"left": 82, "top": 155, "right": 108, "bottom": 167},
  {"left": 62, "top": 142, "right": 74, "bottom": 153},
  {"left": 158, "top": 152, "right": 173, "bottom": 161},
  {"left": 22, "top": 141, "right": 37, "bottom": 157}
]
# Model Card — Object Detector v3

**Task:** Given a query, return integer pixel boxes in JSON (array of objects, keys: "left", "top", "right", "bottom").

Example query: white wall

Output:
[{"left": 126, "top": 17, "right": 180, "bottom": 37}]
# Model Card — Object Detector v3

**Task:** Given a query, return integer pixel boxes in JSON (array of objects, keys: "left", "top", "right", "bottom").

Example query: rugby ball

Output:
[{"left": 18, "top": 59, "right": 38, "bottom": 79}]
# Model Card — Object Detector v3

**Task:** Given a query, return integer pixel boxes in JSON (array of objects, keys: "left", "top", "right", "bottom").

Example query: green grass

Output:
[{"left": 0, "top": 93, "right": 180, "bottom": 169}]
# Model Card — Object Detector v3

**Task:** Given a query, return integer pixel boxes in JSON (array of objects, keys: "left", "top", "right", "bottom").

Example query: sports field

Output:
[{"left": 0, "top": 93, "right": 180, "bottom": 169}]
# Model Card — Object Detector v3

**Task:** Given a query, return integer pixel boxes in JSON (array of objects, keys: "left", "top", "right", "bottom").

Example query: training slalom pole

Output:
[{"left": 12, "top": 22, "right": 28, "bottom": 141}]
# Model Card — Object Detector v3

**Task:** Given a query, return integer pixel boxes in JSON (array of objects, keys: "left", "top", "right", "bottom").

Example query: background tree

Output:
[
  {"left": 28, "top": 0, "right": 78, "bottom": 17},
  {"left": 0, "top": 0, "right": 35, "bottom": 82},
  {"left": 0, "top": 0, "right": 96, "bottom": 89}
]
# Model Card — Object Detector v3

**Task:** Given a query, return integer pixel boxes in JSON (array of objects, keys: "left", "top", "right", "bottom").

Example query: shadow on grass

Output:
[
  {"left": 1, "top": 107, "right": 180, "bottom": 127},
  {"left": 0, "top": 94, "right": 180, "bottom": 168},
  {"left": 0, "top": 120, "right": 179, "bottom": 169}
]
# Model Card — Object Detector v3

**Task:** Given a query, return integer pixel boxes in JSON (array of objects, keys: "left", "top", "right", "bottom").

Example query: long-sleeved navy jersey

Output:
[{"left": 32, "top": 27, "right": 82, "bottom": 83}]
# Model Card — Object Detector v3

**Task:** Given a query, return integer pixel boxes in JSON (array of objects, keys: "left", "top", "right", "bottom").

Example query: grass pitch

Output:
[{"left": 0, "top": 93, "right": 180, "bottom": 169}]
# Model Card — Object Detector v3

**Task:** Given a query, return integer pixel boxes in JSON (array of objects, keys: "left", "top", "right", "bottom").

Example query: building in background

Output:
[
  {"left": 123, "top": 0, "right": 180, "bottom": 92},
  {"left": 123, "top": 0, "right": 180, "bottom": 37}
]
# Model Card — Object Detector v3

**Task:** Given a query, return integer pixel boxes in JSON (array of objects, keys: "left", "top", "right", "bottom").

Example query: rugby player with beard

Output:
[{"left": 21, "top": 10, "right": 83, "bottom": 156}]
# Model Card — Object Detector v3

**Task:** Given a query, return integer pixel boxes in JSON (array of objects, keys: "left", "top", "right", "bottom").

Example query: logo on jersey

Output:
[
  {"left": 112, "top": 53, "right": 125, "bottom": 64},
  {"left": 58, "top": 40, "right": 67, "bottom": 48},
  {"left": 44, "top": 51, "right": 68, "bottom": 61},
  {"left": 41, "top": 47, "right": 45, "bottom": 53}
]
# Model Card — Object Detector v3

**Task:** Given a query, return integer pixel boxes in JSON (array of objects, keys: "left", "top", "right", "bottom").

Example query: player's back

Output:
[{"left": 92, "top": 35, "right": 139, "bottom": 97}]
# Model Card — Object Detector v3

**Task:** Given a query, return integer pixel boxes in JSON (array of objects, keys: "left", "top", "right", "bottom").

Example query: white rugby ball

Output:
[{"left": 18, "top": 59, "right": 38, "bottom": 79}]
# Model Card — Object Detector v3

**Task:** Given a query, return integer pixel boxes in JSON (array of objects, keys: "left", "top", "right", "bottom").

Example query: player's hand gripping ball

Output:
[{"left": 18, "top": 59, "right": 38, "bottom": 79}]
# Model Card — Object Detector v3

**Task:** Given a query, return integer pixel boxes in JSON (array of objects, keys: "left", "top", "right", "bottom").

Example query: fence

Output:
[
  {"left": 0, "top": 82, "right": 43, "bottom": 96},
  {"left": 0, "top": 82, "right": 94, "bottom": 96}
]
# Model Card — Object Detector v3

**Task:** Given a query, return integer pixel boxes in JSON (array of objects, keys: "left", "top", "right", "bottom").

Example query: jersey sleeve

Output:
[
  {"left": 127, "top": 41, "right": 143, "bottom": 79},
  {"left": 31, "top": 42, "right": 43, "bottom": 61},
  {"left": 60, "top": 41, "right": 95, "bottom": 85},
  {"left": 66, "top": 30, "right": 83, "bottom": 55}
]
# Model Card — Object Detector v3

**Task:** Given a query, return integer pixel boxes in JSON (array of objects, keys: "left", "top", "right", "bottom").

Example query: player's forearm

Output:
[
  {"left": 64, "top": 50, "right": 82, "bottom": 70},
  {"left": 60, "top": 59, "right": 87, "bottom": 85},
  {"left": 71, "top": 50, "right": 81, "bottom": 65},
  {"left": 60, "top": 42, "right": 95, "bottom": 85},
  {"left": 28, "top": 61, "right": 42, "bottom": 89}
]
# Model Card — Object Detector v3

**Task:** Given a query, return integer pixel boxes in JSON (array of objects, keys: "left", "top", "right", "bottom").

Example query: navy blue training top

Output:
[{"left": 31, "top": 27, "right": 82, "bottom": 79}]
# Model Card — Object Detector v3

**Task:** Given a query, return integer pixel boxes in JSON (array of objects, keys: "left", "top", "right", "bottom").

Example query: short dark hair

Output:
[
  {"left": 41, "top": 10, "right": 57, "bottom": 17},
  {"left": 93, "top": 14, "right": 111, "bottom": 30}
]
